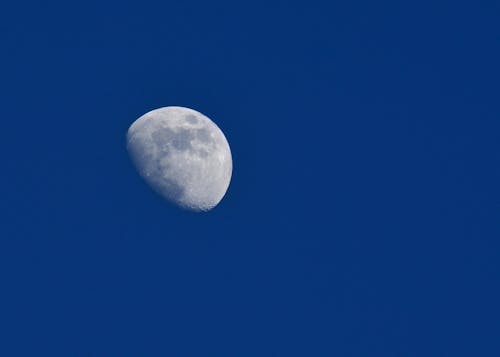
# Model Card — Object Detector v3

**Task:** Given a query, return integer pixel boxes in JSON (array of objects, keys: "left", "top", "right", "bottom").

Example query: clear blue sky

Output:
[{"left": 1, "top": 0, "right": 499, "bottom": 355}]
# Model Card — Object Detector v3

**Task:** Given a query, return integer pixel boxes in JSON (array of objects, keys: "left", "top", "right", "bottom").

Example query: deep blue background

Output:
[{"left": 1, "top": 0, "right": 499, "bottom": 355}]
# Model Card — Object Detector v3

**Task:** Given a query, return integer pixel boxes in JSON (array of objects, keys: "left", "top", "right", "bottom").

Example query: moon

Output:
[{"left": 126, "top": 106, "right": 232, "bottom": 212}]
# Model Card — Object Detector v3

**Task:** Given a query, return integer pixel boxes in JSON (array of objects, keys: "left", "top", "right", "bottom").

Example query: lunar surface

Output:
[{"left": 127, "top": 106, "right": 232, "bottom": 211}]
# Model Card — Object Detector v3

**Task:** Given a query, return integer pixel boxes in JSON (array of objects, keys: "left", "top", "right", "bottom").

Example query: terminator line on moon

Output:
[{"left": 127, "top": 106, "right": 232, "bottom": 211}]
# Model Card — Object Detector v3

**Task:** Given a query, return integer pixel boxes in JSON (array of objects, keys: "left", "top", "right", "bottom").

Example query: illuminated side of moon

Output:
[{"left": 127, "top": 106, "right": 232, "bottom": 211}]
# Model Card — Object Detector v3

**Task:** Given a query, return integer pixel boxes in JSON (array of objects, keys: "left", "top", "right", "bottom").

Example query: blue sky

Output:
[{"left": 0, "top": 0, "right": 499, "bottom": 355}]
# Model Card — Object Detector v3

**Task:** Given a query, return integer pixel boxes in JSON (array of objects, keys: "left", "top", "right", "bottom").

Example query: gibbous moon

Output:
[{"left": 127, "top": 106, "right": 232, "bottom": 212}]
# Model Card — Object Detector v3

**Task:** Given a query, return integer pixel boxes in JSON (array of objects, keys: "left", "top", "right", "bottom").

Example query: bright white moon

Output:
[{"left": 127, "top": 106, "right": 232, "bottom": 211}]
